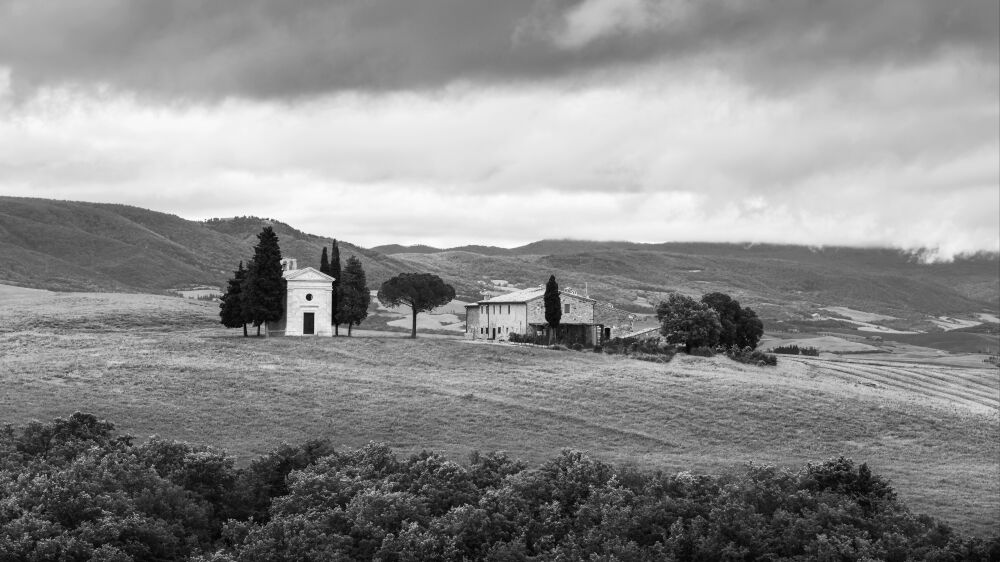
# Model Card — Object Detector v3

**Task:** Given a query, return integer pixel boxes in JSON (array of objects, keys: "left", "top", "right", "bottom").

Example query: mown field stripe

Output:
[{"left": 812, "top": 362, "right": 994, "bottom": 411}]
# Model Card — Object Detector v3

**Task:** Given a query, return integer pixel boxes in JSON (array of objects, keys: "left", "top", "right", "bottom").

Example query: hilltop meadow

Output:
[{"left": 1, "top": 286, "right": 997, "bottom": 540}]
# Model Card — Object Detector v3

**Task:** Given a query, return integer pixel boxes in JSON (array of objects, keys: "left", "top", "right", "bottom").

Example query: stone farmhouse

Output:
[
  {"left": 266, "top": 258, "right": 336, "bottom": 336},
  {"left": 465, "top": 286, "right": 634, "bottom": 345}
]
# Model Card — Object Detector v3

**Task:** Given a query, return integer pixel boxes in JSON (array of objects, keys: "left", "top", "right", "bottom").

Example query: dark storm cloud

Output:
[{"left": 0, "top": 0, "right": 996, "bottom": 98}]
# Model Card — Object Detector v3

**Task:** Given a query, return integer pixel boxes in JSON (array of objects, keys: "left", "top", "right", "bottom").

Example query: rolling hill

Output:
[
  {"left": 0, "top": 197, "right": 411, "bottom": 293},
  {"left": 1, "top": 197, "right": 997, "bottom": 330},
  {"left": 389, "top": 244, "right": 999, "bottom": 318}
]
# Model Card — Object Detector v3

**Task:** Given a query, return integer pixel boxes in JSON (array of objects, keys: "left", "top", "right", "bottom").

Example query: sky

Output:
[{"left": 0, "top": 0, "right": 997, "bottom": 257}]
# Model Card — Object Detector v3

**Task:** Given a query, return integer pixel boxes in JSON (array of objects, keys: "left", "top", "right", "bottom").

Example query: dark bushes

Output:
[
  {"left": 689, "top": 346, "right": 715, "bottom": 357},
  {"left": 723, "top": 345, "right": 779, "bottom": 366},
  {"left": 771, "top": 344, "right": 820, "bottom": 356},
  {"left": 507, "top": 332, "right": 547, "bottom": 345},
  {"left": 602, "top": 337, "right": 677, "bottom": 363},
  {"left": 2, "top": 415, "right": 997, "bottom": 561}
]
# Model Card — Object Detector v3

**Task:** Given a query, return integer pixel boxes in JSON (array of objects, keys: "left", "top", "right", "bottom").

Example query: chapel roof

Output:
[{"left": 282, "top": 266, "right": 336, "bottom": 282}]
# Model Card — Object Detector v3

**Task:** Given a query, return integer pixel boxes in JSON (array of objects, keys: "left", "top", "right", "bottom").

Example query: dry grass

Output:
[{"left": 1, "top": 290, "right": 997, "bottom": 536}]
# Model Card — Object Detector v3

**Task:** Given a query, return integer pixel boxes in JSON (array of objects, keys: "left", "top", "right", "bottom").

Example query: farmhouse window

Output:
[
  {"left": 507, "top": 305, "right": 510, "bottom": 314},
  {"left": 564, "top": 304, "right": 571, "bottom": 313}
]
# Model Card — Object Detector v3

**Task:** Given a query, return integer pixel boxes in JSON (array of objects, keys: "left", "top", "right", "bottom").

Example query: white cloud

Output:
[
  {"left": 549, "top": 0, "right": 688, "bottom": 49},
  {"left": 0, "top": 53, "right": 996, "bottom": 257}
]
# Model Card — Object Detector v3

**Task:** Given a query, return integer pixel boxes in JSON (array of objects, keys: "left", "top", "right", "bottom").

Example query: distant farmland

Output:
[{"left": 1, "top": 288, "right": 997, "bottom": 536}]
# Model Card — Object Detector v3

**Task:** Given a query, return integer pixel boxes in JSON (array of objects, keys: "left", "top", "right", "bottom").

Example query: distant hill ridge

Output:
[
  {"left": 1, "top": 197, "right": 996, "bottom": 322},
  {"left": 0, "top": 197, "right": 410, "bottom": 293}
]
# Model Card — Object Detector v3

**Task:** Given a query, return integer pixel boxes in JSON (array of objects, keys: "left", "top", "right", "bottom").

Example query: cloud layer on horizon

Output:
[{"left": 0, "top": 0, "right": 997, "bottom": 257}]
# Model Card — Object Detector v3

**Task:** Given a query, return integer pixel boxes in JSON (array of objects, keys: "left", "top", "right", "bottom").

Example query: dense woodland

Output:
[{"left": 1, "top": 413, "right": 997, "bottom": 561}]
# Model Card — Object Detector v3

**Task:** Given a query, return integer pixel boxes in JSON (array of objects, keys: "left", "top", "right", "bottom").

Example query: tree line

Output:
[{"left": 1, "top": 413, "right": 996, "bottom": 561}]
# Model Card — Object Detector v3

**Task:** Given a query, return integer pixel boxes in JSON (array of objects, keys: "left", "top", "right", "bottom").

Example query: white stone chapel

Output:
[{"left": 266, "top": 258, "right": 336, "bottom": 336}]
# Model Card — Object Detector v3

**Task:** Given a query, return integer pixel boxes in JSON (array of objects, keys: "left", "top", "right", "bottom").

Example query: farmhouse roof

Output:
[
  {"left": 283, "top": 266, "right": 336, "bottom": 282},
  {"left": 479, "top": 287, "right": 545, "bottom": 304},
  {"left": 477, "top": 286, "right": 596, "bottom": 304}
]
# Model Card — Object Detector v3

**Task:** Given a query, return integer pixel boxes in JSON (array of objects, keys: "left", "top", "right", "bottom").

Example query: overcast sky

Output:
[{"left": 1, "top": 0, "right": 997, "bottom": 257}]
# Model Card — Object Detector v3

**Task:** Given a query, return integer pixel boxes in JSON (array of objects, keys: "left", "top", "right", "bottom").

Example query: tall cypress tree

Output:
[
  {"left": 330, "top": 240, "right": 342, "bottom": 335},
  {"left": 243, "top": 226, "right": 285, "bottom": 336},
  {"left": 544, "top": 275, "right": 561, "bottom": 344},
  {"left": 319, "top": 246, "right": 330, "bottom": 276},
  {"left": 220, "top": 261, "right": 249, "bottom": 336},
  {"left": 337, "top": 255, "right": 370, "bottom": 337}
]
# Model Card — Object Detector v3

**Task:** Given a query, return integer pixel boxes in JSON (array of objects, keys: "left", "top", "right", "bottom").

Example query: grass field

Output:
[{"left": 1, "top": 289, "right": 997, "bottom": 536}]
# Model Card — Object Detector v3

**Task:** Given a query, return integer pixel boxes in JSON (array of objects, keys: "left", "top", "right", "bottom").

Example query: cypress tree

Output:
[
  {"left": 220, "top": 261, "right": 249, "bottom": 336},
  {"left": 319, "top": 247, "right": 330, "bottom": 276},
  {"left": 243, "top": 226, "right": 285, "bottom": 336},
  {"left": 337, "top": 255, "right": 370, "bottom": 337},
  {"left": 330, "top": 240, "right": 342, "bottom": 335},
  {"left": 544, "top": 275, "right": 561, "bottom": 344},
  {"left": 239, "top": 258, "right": 255, "bottom": 337}
]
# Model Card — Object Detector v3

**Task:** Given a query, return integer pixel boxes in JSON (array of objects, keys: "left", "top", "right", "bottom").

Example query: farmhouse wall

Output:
[
  {"left": 465, "top": 305, "right": 480, "bottom": 339},
  {"left": 526, "top": 293, "right": 594, "bottom": 325},
  {"left": 479, "top": 302, "right": 529, "bottom": 340},
  {"left": 594, "top": 303, "right": 635, "bottom": 338}
]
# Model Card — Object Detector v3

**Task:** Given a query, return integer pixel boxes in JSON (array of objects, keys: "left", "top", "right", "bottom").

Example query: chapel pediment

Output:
[{"left": 283, "top": 267, "right": 336, "bottom": 282}]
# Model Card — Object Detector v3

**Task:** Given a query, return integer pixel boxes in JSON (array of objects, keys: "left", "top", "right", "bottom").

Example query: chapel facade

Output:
[{"left": 265, "top": 258, "right": 336, "bottom": 336}]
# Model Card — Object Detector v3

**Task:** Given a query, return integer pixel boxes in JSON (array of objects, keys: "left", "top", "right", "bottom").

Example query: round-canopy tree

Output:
[
  {"left": 656, "top": 293, "right": 722, "bottom": 353},
  {"left": 702, "top": 291, "right": 764, "bottom": 349},
  {"left": 377, "top": 273, "right": 455, "bottom": 338}
]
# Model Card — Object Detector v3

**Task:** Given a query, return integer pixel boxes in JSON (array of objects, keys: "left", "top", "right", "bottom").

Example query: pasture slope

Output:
[{"left": 0, "top": 287, "right": 997, "bottom": 536}]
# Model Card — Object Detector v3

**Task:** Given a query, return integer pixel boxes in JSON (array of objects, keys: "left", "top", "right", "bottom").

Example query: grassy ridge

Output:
[
  {"left": 2, "top": 197, "right": 996, "bottom": 322},
  {"left": 394, "top": 246, "right": 998, "bottom": 316},
  {"left": 0, "top": 197, "right": 412, "bottom": 292},
  {"left": 1, "top": 290, "right": 996, "bottom": 535}
]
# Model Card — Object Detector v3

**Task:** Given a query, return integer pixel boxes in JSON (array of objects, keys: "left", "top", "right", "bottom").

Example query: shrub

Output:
[
  {"left": 601, "top": 337, "right": 675, "bottom": 357},
  {"left": 593, "top": 345, "right": 602, "bottom": 353},
  {"left": 631, "top": 353, "right": 675, "bottom": 364},
  {"left": 571, "top": 343, "right": 584, "bottom": 352},
  {"left": 689, "top": 346, "right": 715, "bottom": 357},
  {"left": 724, "top": 345, "right": 778, "bottom": 366},
  {"left": 2, "top": 415, "right": 996, "bottom": 561},
  {"left": 508, "top": 333, "right": 522, "bottom": 344},
  {"left": 771, "top": 344, "right": 819, "bottom": 356}
]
